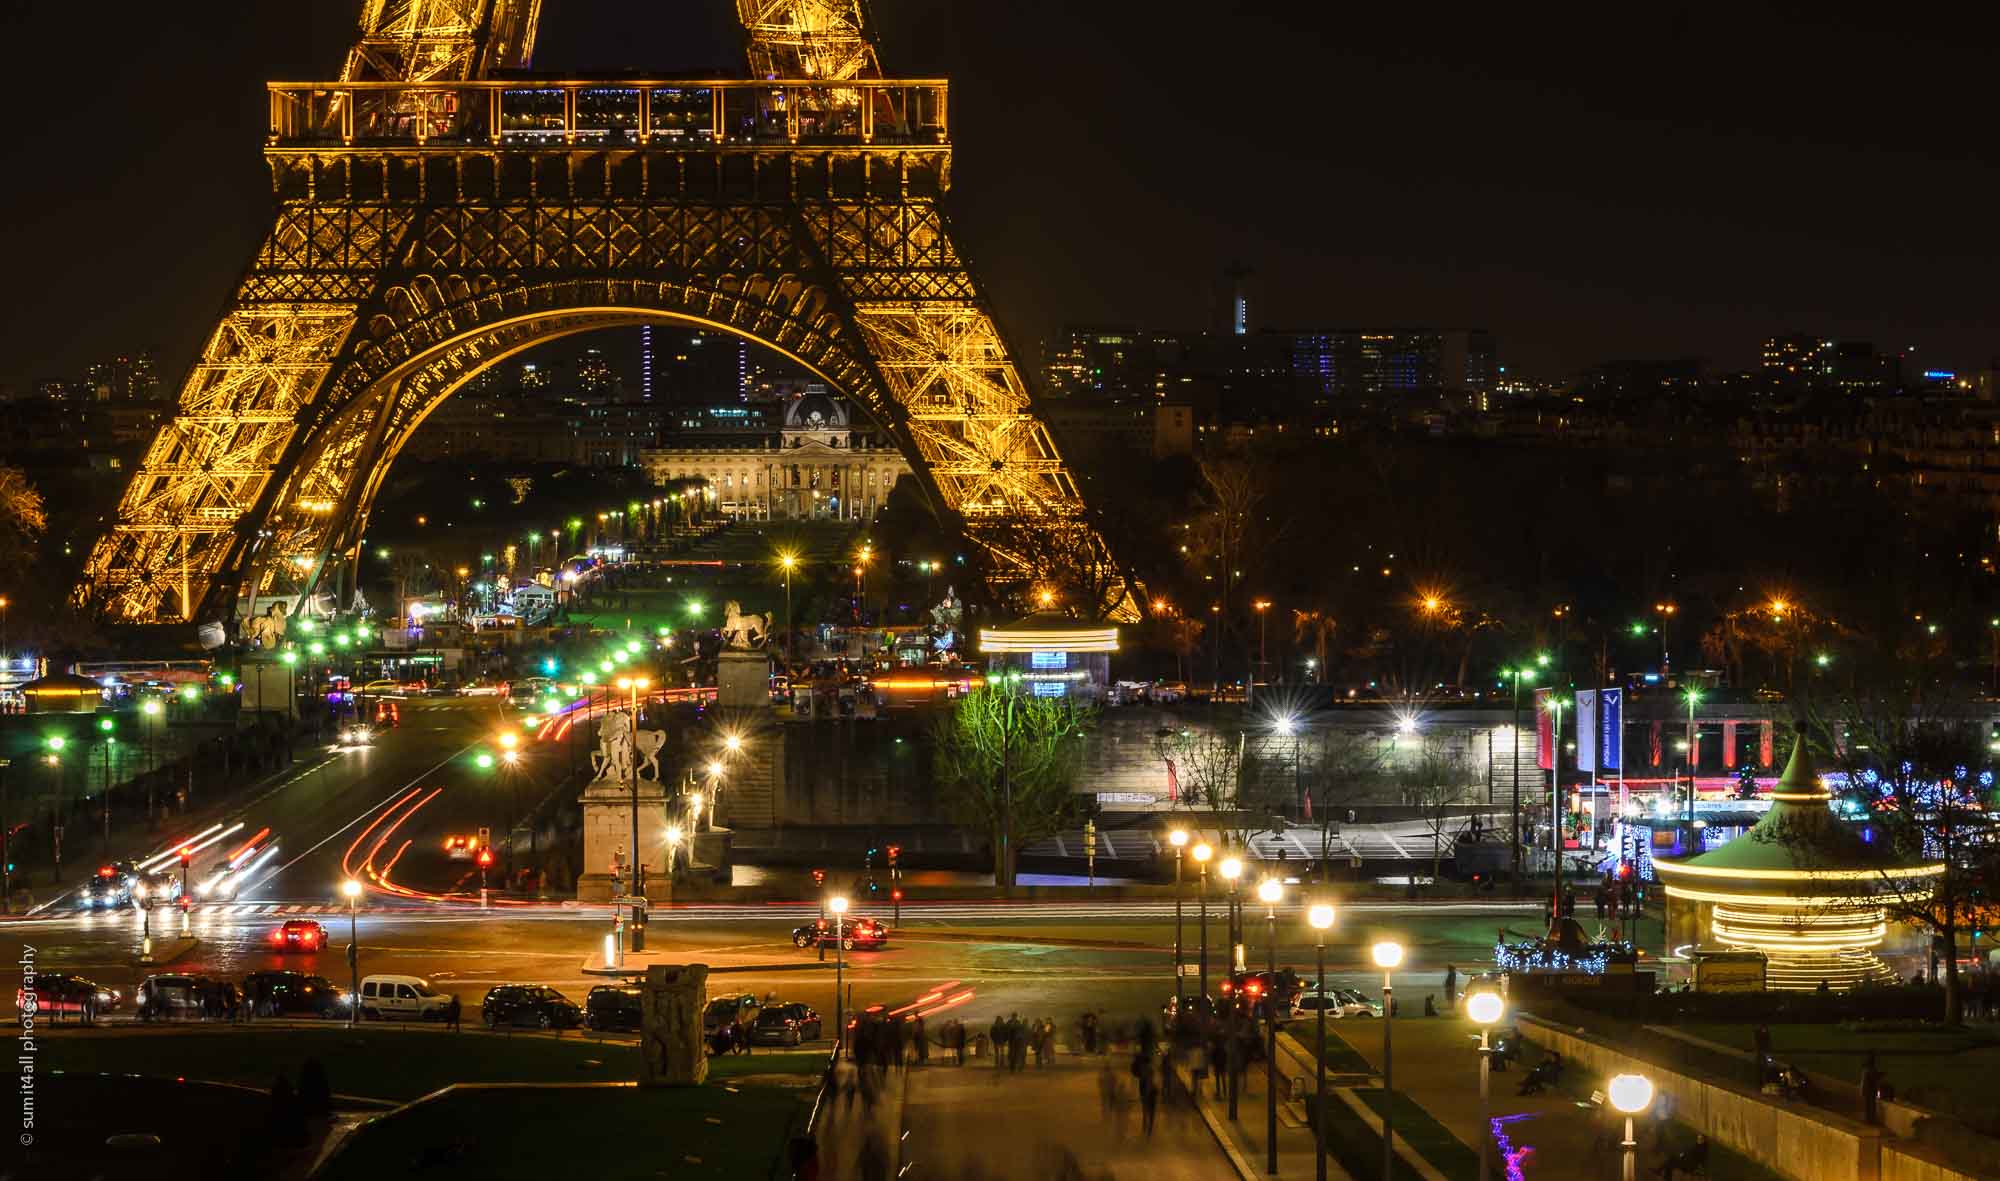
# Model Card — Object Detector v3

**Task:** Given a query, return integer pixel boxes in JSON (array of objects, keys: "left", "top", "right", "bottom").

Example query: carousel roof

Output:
[{"left": 1656, "top": 736, "right": 1923, "bottom": 878}]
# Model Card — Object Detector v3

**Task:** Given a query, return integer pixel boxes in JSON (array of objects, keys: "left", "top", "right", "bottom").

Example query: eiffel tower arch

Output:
[{"left": 84, "top": 1, "right": 1137, "bottom": 626}]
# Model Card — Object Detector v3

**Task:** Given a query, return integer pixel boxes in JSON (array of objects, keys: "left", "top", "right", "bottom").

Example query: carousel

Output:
[{"left": 1654, "top": 736, "right": 1943, "bottom": 990}]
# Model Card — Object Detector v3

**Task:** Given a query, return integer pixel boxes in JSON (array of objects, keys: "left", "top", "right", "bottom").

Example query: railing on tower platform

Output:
[{"left": 267, "top": 79, "right": 950, "bottom": 150}]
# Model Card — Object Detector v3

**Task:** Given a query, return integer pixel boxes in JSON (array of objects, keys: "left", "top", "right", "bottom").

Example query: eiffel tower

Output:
[{"left": 83, "top": 1, "right": 1136, "bottom": 625}]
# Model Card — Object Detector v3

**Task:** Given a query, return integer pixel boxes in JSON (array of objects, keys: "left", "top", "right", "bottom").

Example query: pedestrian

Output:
[
  {"left": 1752, "top": 1024, "right": 1772, "bottom": 1087},
  {"left": 913, "top": 1015, "right": 928, "bottom": 1066},
  {"left": 1443, "top": 964, "right": 1458, "bottom": 1008},
  {"left": 1861, "top": 1052, "right": 1882, "bottom": 1126},
  {"left": 951, "top": 1019, "right": 967, "bottom": 1066},
  {"left": 1133, "top": 1049, "right": 1159, "bottom": 1136},
  {"left": 1081, "top": 1009, "right": 1098, "bottom": 1054},
  {"left": 990, "top": 1015, "right": 1007, "bottom": 1070},
  {"left": 446, "top": 992, "right": 462, "bottom": 1032}
]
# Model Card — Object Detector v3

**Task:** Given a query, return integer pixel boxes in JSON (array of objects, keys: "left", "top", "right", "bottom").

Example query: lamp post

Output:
[
  {"left": 830, "top": 895, "right": 849, "bottom": 1051},
  {"left": 1682, "top": 686, "right": 1703, "bottom": 826},
  {"left": 1608, "top": 1073, "right": 1655, "bottom": 1181},
  {"left": 341, "top": 879, "right": 362, "bottom": 1026},
  {"left": 779, "top": 551, "right": 799, "bottom": 668},
  {"left": 1308, "top": 903, "right": 1335, "bottom": 1181},
  {"left": 135, "top": 882, "right": 153, "bottom": 963},
  {"left": 1252, "top": 598, "right": 1272, "bottom": 705},
  {"left": 1193, "top": 841, "right": 1214, "bottom": 999},
  {"left": 1503, "top": 666, "right": 1528, "bottom": 889},
  {"left": 1170, "top": 829, "right": 1189, "bottom": 1013},
  {"left": 1544, "top": 694, "right": 1565, "bottom": 923},
  {"left": 1372, "top": 941, "right": 1405, "bottom": 1181},
  {"left": 45, "top": 736, "right": 64, "bottom": 882},
  {"left": 1220, "top": 856, "right": 1244, "bottom": 972},
  {"left": 616, "top": 675, "right": 651, "bottom": 951},
  {"left": 1467, "top": 990, "right": 1505, "bottom": 1181},
  {"left": 1258, "top": 878, "right": 1283, "bottom": 1175}
]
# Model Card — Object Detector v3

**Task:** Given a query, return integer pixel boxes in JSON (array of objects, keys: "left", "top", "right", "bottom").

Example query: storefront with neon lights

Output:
[{"left": 1654, "top": 737, "right": 1943, "bottom": 990}]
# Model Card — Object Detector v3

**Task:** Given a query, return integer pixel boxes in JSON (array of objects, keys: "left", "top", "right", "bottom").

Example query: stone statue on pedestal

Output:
[
  {"left": 590, "top": 712, "right": 668, "bottom": 784},
  {"left": 930, "top": 585, "right": 962, "bottom": 652},
  {"left": 721, "top": 600, "right": 772, "bottom": 649},
  {"left": 244, "top": 601, "right": 289, "bottom": 650}
]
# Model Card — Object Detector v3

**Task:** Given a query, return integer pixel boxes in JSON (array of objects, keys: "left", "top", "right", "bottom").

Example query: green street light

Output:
[
  {"left": 1815, "top": 652, "right": 1832, "bottom": 668},
  {"left": 1535, "top": 652, "right": 1551, "bottom": 667},
  {"left": 686, "top": 600, "right": 703, "bottom": 619},
  {"left": 179, "top": 686, "right": 198, "bottom": 703},
  {"left": 599, "top": 660, "right": 614, "bottom": 674},
  {"left": 474, "top": 752, "right": 494, "bottom": 770},
  {"left": 309, "top": 642, "right": 326, "bottom": 656},
  {"left": 98, "top": 717, "right": 114, "bottom": 733},
  {"left": 280, "top": 650, "right": 299, "bottom": 666},
  {"left": 46, "top": 735, "right": 65, "bottom": 751},
  {"left": 1631, "top": 621, "right": 1647, "bottom": 637},
  {"left": 218, "top": 674, "right": 235, "bottom": 687},
  {"left": 297, "top": 619, "right": 316, "bottom": 634}
]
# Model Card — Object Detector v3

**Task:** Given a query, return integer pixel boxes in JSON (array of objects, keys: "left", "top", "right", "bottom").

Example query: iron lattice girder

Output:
[{"left": 87, "top": 138, "right": 1134, "bottom": 621}]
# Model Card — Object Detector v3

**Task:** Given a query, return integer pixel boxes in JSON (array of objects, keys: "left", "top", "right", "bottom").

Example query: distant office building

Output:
[
  {"left": 85, "top": 353, "right": 162, "bottom": 402},
  {"left": 1761, "top": 334, "right": 1824, "bottom": 390}
]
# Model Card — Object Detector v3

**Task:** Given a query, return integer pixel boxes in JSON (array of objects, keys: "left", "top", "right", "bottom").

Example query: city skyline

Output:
[{"left": 6, "top": 2, "right": 2000, "bottom": 388}]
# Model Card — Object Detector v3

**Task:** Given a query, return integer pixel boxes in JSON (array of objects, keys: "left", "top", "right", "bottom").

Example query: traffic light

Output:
[
  {"left": 891, "top": 888, "right": 903, "bottom": 902},
  {"left": 811, "top": 868, "right": 826, "bottom": 887},
  {"left": 886, "top": 844, "right": 900, "bottom": 867},
  {"left": 476, "top": 847, "right": 495, "bottom": 869}
]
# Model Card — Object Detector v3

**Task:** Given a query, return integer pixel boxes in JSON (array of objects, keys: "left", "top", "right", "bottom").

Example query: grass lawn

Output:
[
  {"left": 1350, "top": 1087, "right": 1480, "bottom": 1181},
  {"left": 48, "top": 1028, "right": 824, "bottom": 1103},
  {"left": 318, "top": 1083, "right": 814, "bottom": 1181},
  {"left": 1283, "top": 1025, "right": 1377, "bottom": 1074},
  {"left": 1677, "top": 1021, "right": 2000, "bottom": 1136},
  {"left": 27, "top": 1074, "right": 275, "bottom": 1179}
]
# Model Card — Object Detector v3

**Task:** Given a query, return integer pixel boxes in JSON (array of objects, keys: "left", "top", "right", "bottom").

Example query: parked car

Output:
[
  {"left": 1293, "top": 987, "right": 1380, "bottom": 1019},
  {"left": 243, "top": 971, "right": 346, "bottom": 1018},
  {"left": 583, "top": 984, "right": 643, "bottom": 1032},
  {"left": 358, "top": 974, "right": 453, "bottom": 1021},
  {"left": 458, "top": 680, "right": 507, "bottom": 697},
  {"left": 750, "top": 1002, "right": 823, "bottom": 1046},
  {"left": 18, "top": 973, "right": 118, "bottom": 1023},
  {"left": 791, "top": 916, "right": 889, "bottom": 950},
  {"left": 136, "top": 974, "right": 236, "bottom": 1021},
  {"left": 269, "top": 919, "right": 329, "bottom": 953},
  {"left": 482, "top": 984, "right": 580, "bottom": 1029}
]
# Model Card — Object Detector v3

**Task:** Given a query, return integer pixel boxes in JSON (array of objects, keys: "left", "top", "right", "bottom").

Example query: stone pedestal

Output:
[
  {"left": 716, "top": 648, "right": 772, "bottom": 708},
  {"left": 639, "top": 962, "right": 708, "bottom": 1087},
  {"left": 577, "top": 776, "right": 671, "bottom": 903},
  {"left": 712, "top": 648, "right": 787, "bottom": 830}
]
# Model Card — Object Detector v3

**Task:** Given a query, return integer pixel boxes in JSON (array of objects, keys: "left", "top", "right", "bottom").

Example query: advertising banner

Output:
[
  {"left": 1600, "top": 688, "right": 1623, "bottom": 770},
  {"left": 1575, "top": 690, "right": 1599, "bottom": 773},
  {"left": 1535, "top": 688, "right": 1553, "bottom": 770}
]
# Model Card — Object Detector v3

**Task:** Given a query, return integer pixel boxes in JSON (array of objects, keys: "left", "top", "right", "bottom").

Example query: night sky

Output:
[{"left": 5, "top": 1, "right": 1998, "bottom": 387}]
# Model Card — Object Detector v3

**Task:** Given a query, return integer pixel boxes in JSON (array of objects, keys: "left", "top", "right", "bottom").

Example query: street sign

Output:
[{"left": 1180, "top": 963, "right": 1201, "bottom": 977}]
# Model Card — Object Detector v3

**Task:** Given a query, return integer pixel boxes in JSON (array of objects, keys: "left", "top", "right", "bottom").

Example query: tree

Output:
[
  {"left": 1292, "top": 608, "right": 1336, "bottom": 680},
  {"left": 1297, "top": 727, "right": 1386, "bottom": 880},
  {"left": 1804, "top": 697, "right": 1992, "bottom": 1025},
  {"left": 0, "top": 464, "right": 46, "bottom": 568},
  {"left": 1398, "top": 737, "right": 1473, "bottom": 881},
  {"left": 931, "top": 684, "right": 1094, "bottom": 888}
]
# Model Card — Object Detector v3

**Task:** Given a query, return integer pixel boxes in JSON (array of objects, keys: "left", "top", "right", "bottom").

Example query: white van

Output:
[{"left": 358, "top": 974, "right": 453, "bottom": 1021}]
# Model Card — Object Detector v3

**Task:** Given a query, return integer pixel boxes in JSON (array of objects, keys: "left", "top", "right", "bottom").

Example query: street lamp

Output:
[
  {"left": 1372, "top": 940, "right": 1405, "bottom": 1181},
  {"left": 1258, "top": 877, "right": 1283, "bottom": 1175},
  {"left": 1192, "top": 842, "right": 1214, "bottom": 998},
  {"left": 1607, "top": 1073, "right": 1655, "bottom": 1181},
  {"left": 777, "top": 550, "right": 800, "bottom": 667},
  {"left": 1220, "top": 856, "right": 1244, "bottom": 972},
  {"left": 830, "top": 895, "right": 849, "bottom": 1049},
  {"left": 341, "top": 879, "right": 363, "bottom": 1025},
  {"left": 1308, "top": 903, "right": 1335, "bottom": 1181},
  {"left": 1169, "top": 829, "right": 1189, "bottom": 1013},
  {"left": 1252, "top": 599, "right": 1272, "bottom": 702},
  {"left": 1467, "top": 990, "right": 1506, "bottom": 1181},
  {"left": 135, "top": 882, "right": 153, "bottom": 963},
  {"left": 615, "top": 675, "right": 651, "bottom": 951}
]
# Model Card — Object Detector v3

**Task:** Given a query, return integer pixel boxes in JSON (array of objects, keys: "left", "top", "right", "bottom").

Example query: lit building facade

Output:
[{"left": 640, "top": 391, "right": 910, "bottom": 521}]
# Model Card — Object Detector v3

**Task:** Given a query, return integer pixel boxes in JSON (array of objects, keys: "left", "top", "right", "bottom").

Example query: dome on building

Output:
[
  {"left": 1654, "top": 736, "right": 1942, "bottom": 989},
  {"left": 784, "top": 391, "right": 847, "bottom": 431}
]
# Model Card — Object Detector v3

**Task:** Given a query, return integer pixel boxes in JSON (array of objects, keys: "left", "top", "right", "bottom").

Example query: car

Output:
[
  {"left": 270, "top": 919, "right": 328, "bottom": 953},
  {"left": 243, "top": 971, "right": 347, "bottom": 1018},
  {"left": 79, "top": 865, "right": 134, "bottom": 909},
  {"left": 482, "top": 984, "right": 581, "bottom": 1029},
  {"left": 335, "top": 722, "right": 373, "bottom": 747},
  {"left": 791, "top": 915, "right": 889, "bottom": 950},
  {"left": 361, "top": 679, "right": 405, "bottom": 694},
  {"left": 18, "top": 972, "right": 119, "bottom": 1024},
  {"left": 583, "top": 984, "right": 643, "bottom": 1032},
  {"left": 443, "top": 835, "right": 479, "bottom": 862},
  {"left": 1153, "top": 681, "right": 1189, "bottom": 704},
  {"left": 750, "top": 1002, "right": 823, "bottom": 1046},
  {"left": 702, "top": 993, "right": 760, "bottom": 1037},
  {"left": 358, "top": 974, "right": 453, "bottom": 1021},
  {"left": 459, "top": 680, "right": 507, "bottom": 697},
  {"left": 136, "top": 974, "right": 237, "bottom": 1021},
  {"left": 1294, "top": 987, "right": 1380, "bottom": 1019}
]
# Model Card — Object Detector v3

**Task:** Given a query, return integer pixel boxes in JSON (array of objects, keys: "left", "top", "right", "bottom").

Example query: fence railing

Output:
[{"left": 268, "top": 79, "right": 949, "bottom": 150}]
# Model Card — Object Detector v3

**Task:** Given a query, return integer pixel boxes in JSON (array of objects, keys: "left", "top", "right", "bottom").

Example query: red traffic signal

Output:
[
  {"left": 891, "top": 888, "right": 903, "bottom": 901},
  {"left": 178, "top": 847, "right": 193, "bottom": 865},
  {"left": 476, "top": 847, "right": 495, "bottom": 868},
  {"left": 1616, "top": 860, "right": 1633, "bottom": 880},
  {"left": 886, "top": 844, "right": 901, "bottom": 864},
  {"left": 811, "top": 868, "right": 826, "bottom": 886}
]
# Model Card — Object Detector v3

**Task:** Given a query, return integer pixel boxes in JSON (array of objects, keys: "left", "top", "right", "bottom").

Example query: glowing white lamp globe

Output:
[
  {"left": 1607, "top": 1073, "right": 1655, "bottom": 1115},
  {"left": 1465, "top": 991, "right": 1504, "bottom": 1026},
  {"left": 1372, "top": 941, "right": 1405, "bottom": 969},
  {"left": 1257, "top": 879, "right": 1283, "bottom": 905},
  {"left": 1307, "top": 904, "right": 1335, "bottom": 931}
]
